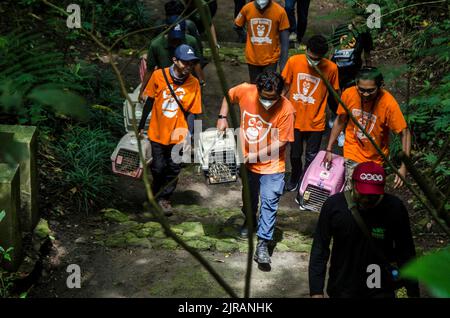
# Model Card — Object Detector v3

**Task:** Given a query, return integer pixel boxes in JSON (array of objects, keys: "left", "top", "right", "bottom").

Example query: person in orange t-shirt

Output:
[
  {"left": 234, "top": 0, "right": 290, "bottom": 83},
  {"left": 138, "top": 44, "right": 202, "bottom": 215},
  {"left": 324, "top": 67, "right": 411, "bottom": 191},
  {"left": 217, "top": 71, "right": 295, "bottom": 265},
  {"left": 281, "top": 35, "right": 340, "bottom": 196}
]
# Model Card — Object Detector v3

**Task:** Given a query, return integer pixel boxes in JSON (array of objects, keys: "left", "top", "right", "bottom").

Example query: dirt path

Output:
[{"left": 28, "top": 0, "right": 351, "bottom": 298}]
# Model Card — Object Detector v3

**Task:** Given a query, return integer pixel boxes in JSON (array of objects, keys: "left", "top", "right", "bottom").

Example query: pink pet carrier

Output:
[{"left": 298, "top": 150, "right": 345, "bottom": 212}]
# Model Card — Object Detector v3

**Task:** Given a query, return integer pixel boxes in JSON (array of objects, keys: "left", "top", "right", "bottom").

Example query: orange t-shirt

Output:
[
  {"left": 143, "top": 68, "right": 202, "bottom": 145},
  {"left": 228, "top": 83, "right": 296, "bottom": 174},
  {"left": 337, "top": 86, "right": 408, "bottom": 165},
  {"left": 235, "top": 1, "right": 290, "bottom": 66},
  {"left": 282, "top": 54, "right": 339, "bottom": 131}
]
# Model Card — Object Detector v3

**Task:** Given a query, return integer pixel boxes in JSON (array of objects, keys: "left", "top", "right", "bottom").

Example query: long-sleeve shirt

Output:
[{"left": 309, "top": 192, "right": 420, "bottom": 298}]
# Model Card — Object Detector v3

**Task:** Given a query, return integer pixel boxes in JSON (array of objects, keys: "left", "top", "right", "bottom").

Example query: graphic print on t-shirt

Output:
[
  {"left": 161, "top": 86, "right": 186, "bottom": 118},
  {"left": 250, "top": 18, "right": 273, "bottom": 45},
  {"left": 293, "top": 73, "right": 321, "bottom": 104},
  {"left": 333, "top": 32, "right": 357, "bottom": 68},
  {"left": 242, "top": 110, "right": 272, "bottom": 144},
  {"left": 352, "top": 108, "right": 378, "bottom": 140}
]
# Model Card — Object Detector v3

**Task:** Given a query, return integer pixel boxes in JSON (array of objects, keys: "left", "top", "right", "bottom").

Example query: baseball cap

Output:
[
  {"left": 167, "top": 15, "right": 186, "bottom": 40},
  {"left": 352, "top": 162, "right": 386, "bottom": 195},
  {"left": 174, "top": 44, "right": 200, "bottom": 62}
]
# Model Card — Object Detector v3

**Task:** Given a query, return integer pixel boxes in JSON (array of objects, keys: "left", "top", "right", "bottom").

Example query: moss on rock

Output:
[
  {"left": 101, "top": 208, "right": 129, "bottom": 223},
  {"left": 34, "top": 219, "right": 51, "bottom": 239}
]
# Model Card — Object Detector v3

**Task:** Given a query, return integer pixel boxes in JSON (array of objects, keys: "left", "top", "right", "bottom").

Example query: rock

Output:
[
  {"left": 186, "top": 239, "right": 213, "bottom": 250},
  {"left": 153, "top": 230, "right": 167, "bottom": 239},
  {"left": 285, "top": 242, "right": 311, "bottom": 253},
  {"left": 173, "top": 222, "right": 205, "bottom": 238},
  {"left": 170, "top": 227, "right": 184, "bottom": 236},
  {"left": 143, "top": 221, "right": 163, "bottom": 231},
  {"left": 238, "top": 241, "right": 249, "bottom": 253},
  {"left": 133, "top": 227, "right": 155, "bottom": 238},
  {"left": 126, "top": 237, "right": 152, "bottom": 248},
  {"left": 117, "top": 221, "right": 142, "bottom": 232},
  {"left": 203, "top": 223, "right": 222, "bottom": 236},
  {"left": 75, "top": 237, "right": 87, "bottom": 244},
  {"left": 101, "top": 208, "right": 129, "bottom": 223},
  {"left": 215, "top": 239, "right": 238, "bottom": 253},
  {"left": 104, "top": 235, "right": 127, "bottom": 248},
  {"left": 274, "top": 243, "right": 290, "bottom": 252},
  {"left": 34, "top": 219, "right": 51, "bottom": 239},
  {"left": 154, "top": 238, "right": 178, "bottom": 250},
  {"left": 221, "top": 225, "right": 238, "bottom": 237}
]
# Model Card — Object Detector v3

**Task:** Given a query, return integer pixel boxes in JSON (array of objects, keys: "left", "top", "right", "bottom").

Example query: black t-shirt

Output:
[
  {"left": 308, "top": 192, "right": 420, "bottom": 298},
  {"left": 330, "top": 24, "right": 373, "bottom": 87}
]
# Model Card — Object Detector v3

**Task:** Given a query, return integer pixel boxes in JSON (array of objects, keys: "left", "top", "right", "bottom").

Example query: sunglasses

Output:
[{"left": 357, "top": 86, "right": 378, "bottom": 94}]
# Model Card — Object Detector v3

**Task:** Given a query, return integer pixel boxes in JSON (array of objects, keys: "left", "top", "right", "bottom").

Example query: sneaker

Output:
[
  {"left": 284, "top": 181, "right": 298, "bottom": 192},
  {"left": 254, "top": 239, "right": 271, "bottom": 264},
  {"left": 295, "top": 196, "right": 308, "bottom": 211},
  {"left": 289, "top": 32, "right": 297, "bottom": 42},
  {"left": 239, "top": 220, "right": 256, "bottom": 239},
  {"left": 157, "top": 199, "right": 173, "bottom": 217},
  {"left": 337, "top": 132, "right": 345, "bottom": 147}
]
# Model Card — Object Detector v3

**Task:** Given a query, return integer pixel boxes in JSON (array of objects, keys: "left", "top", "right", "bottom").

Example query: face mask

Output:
[
  {"left": 255, "top": 0, "right": 270, "bottom": 10},
  {"left": 170, "top": 64, "right": 188, "bottom": 85},
  {"left": 259, "top": 97, "right": 278, "bottom": 110},
  {"left": 307, "top": 56, "right": 320, "bottom": 67}
]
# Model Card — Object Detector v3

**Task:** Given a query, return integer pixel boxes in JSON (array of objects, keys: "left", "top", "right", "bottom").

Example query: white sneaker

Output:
[
  {"left": 289, "top": 32, "right": 297, "bottom": 42},
  {"left": 338, "top": 132, "right": 345, "bottom": 147}
]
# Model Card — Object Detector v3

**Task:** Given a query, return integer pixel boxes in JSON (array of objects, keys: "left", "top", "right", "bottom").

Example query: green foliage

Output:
[
  {"left": 52, "top": 126, "right": 117, "bottom": 214},
  {"left": 0, "top": 31, "right": 89, "bottom": 122},
  {"left": 401, "top": 247, "right": 450, "bottom": 297},
  {"left": 0, "top": 210, "right": 15, "bottom": 298}
]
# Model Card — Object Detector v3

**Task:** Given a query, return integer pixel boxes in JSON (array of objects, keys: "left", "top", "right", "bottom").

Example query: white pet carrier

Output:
[
  {"left": 111, "top": 132, "right": 152, "bottom": 178},
  {"left": 197, "top": 129, "right": 241, "bottom": 184},
  {"left": 123, "top": 84, "right": 150, "bottom": 133}
]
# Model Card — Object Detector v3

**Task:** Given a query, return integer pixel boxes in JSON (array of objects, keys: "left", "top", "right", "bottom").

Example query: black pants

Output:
[
  {"left": 150, "top": 141, "right": 182, "bottom": 200},
  {"left": 285, "top": 0, "right": 310, "bottom": 43},
  {"left": 327, "top": 67, "right": 358, "bottom": 115},
  {"left": 248, "top": 63, "right": 278, "bottom": 84},
  {"left": 289, "top": 129, "right": 323, "bottom": 185}
]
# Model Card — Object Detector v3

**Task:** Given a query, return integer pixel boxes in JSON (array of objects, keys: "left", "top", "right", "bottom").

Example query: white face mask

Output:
[
  {"left": 307, "top": 56, "right": 320, "bottom": 67},
  {"left": 255, "top": 0, "right": 270, "bottom": 10},
  {"left": 259, "top": 97, "right": 278, "bottom": 110}
]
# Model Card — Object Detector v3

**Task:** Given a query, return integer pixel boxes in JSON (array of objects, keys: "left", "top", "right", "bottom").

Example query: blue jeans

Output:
[
  {"left": 243, "top": 169, "right": 285, "bottom": 241},
  {"left": 284, "top": 0, "right": 310, "bottom": 42}
]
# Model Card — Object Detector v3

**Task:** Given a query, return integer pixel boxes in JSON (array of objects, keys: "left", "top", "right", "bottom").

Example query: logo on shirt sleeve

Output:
[
  {"left": 242, "top": 111, "right": 272, "bottom": 144},
  {"left": 293, "top": 73, "right": 321, "bottom": 104},
  {"left": 250, "top": 18, "right": 273, "bottom": 44}
]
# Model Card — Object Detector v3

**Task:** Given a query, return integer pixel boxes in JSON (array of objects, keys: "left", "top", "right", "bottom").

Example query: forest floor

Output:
[{"left": 27, "top": 0, "right": 445, "bottom": 298}]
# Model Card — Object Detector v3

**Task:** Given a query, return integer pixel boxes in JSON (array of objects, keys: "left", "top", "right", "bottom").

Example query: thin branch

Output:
[{"left": 194, "top": 0, "right": 255, "bottom": 298}]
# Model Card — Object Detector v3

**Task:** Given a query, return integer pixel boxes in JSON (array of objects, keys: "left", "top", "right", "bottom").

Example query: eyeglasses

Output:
[{"left": 357, "top": 86, "right": 377, "bottom": 94}]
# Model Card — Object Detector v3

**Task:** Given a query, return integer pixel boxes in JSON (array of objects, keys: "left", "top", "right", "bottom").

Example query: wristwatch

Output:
[{"left": 218, "top": 115, "right": 227, "bottom": 119}]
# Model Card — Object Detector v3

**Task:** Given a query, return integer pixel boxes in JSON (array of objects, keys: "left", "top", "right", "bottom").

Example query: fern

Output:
[{"left": 0, "top": 30, "right": 89, "bottom": 120}]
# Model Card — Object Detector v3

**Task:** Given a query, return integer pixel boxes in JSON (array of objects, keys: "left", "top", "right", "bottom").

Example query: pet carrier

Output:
[
  {"left": 298, "top": 150, "right": 345, "bottom": 212},
  {"left": 111, "top": 132, "right": 152, "bottom": 178},
  {"left": 197, "top": 129, "right": 241, "bottom": 184},
  {"left": 123, "top": 84, "right": 150, "bottom": 133}
]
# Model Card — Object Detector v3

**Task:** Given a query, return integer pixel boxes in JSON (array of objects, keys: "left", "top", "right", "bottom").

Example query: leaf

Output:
[
  {"left": 401, "top": 247, "right": 450, "bottom": 298},
  {"left": 0, "top": 210, "right": 5, "bottom": 222},
  {"left": 28, "top": 88, "right": 90, "bottom": 120}
]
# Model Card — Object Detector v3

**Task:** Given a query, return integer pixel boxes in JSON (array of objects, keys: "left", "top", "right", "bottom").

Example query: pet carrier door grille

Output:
[{"left": 302, "top": 184, "right": 331, "bottom": 212}]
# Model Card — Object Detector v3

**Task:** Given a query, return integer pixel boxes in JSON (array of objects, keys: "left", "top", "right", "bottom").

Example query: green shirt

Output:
[{"left": 146, "top": 34, "right": 201, "bottom": 71}]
